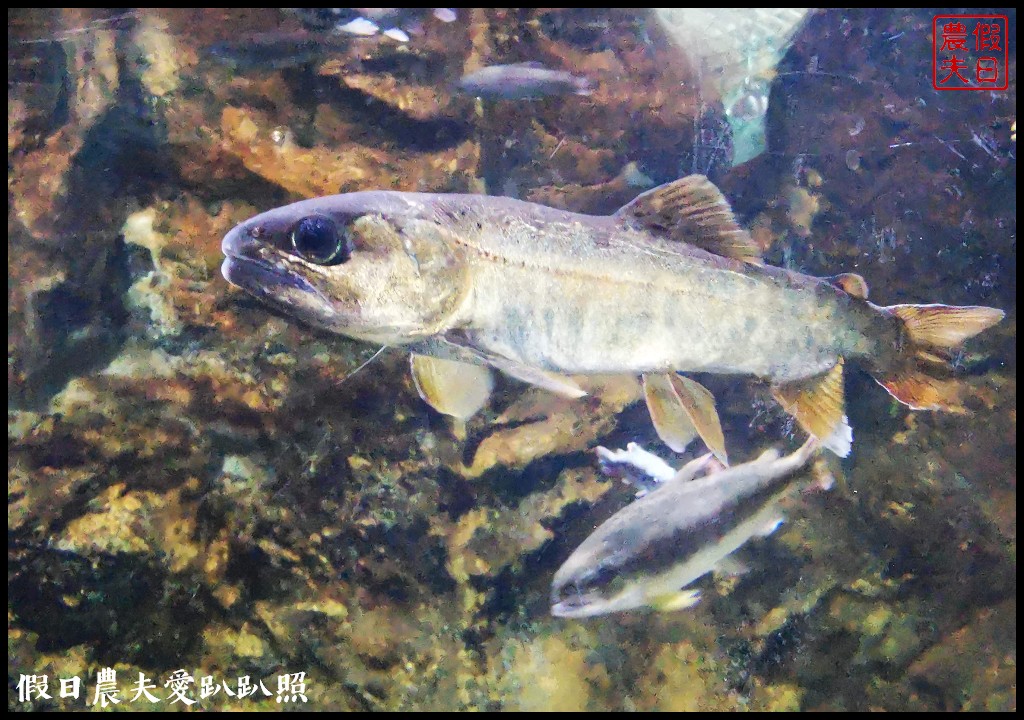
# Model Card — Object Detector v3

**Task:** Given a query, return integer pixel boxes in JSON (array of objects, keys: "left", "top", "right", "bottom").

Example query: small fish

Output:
[
  {"left": 458, "top": 62, "right": 592, "bottom": 101},
  {"left": 550, "top": 438, "right": 820, "bottom": 618},
  {"left": 336, "top": 16, "right": 383, "bottom": 36},
  {"left": 345, "top": 7, "right": 457, "bottom": 31},
  {"left": 220, "top": 175, "right": 1004, "bottom": 458}
]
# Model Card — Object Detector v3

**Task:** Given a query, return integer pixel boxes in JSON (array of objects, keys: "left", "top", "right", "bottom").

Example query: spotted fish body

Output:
[
  {"left": 427, "top": 197, "right": 886, "bottom": 383},
  {"left": 224, "top": 188, "right": 881, "bottom": 375}
]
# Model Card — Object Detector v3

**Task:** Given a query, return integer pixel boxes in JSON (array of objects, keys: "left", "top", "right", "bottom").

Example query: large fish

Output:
[
  {"left": 220, "top": 175, "right": 1004, "bottom": 456},
  {"left": 550, "top": 437, "right": 821, "bottom": 618}
]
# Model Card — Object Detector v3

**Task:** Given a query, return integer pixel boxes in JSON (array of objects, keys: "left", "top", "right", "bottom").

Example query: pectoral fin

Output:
[
  {"left": 487, "top": 357, "right": 587, "bottom": 399},
  {"left": 755, "top": 514, "right": 786, "bottom": 537},
  {"left": 410, "top": 354, "right": 493, "bottom": 419},
  {"left": 652, "top": 589, "right": 702, "bottom": 612},
  {"left": 643, "top": 373, "right": 728, "bottom": 464},
  {"left": 437, "top": 332, "right": 587, "bottom": 399},
  {"left": 771, "top": 360, "right": 852, "bottom": 457}
]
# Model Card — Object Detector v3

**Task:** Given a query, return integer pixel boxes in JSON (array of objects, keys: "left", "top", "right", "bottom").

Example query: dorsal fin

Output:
[
  {"left": 827, "top": 273, "right": 869, "bottom": 299},
  {"left": 615, "top": 175, "right": 762, "bottom": 264}
]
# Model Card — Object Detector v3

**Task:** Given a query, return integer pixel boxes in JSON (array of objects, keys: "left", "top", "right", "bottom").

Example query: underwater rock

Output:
[
  {"left": 219, "top": 105, "right": 480, "bottom": 197},
  {"left": 473, "top": 8, "right": 731, "bottom": 203},
  {"left": 334, "top": 73, "right": 456, "bottom": 122},
  {"left": 463, "top": 376, "right": 641, "bottom": 478},
  {"left": 445, "top": 465, "right": 610, "bottom": 585},
  {"left": 490, "top": 633, "right": 609, "bottom": 711},
  {"left": 906, "top": 601, "right": 1016, "bottom": 712},
  {"left": 633, "top": 640, "right": 740, "bottom": 712}
]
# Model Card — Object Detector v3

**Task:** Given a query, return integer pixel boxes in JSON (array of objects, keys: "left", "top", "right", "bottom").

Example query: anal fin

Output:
[
  {"left": 771, "top": 360, "right": 852, "bottom": 457},
  {"left": 410, "top": 354, "right": 493, "bottom": 419}
]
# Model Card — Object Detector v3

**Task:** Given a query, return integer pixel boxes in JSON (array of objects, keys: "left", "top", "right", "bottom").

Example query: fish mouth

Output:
[
  {"left": 550, "top": 583, "right": 611, "bottom": 618},
  {"left": 220, "top": 254, "right": 317, "bottom": 296},
  {"left": 221, "top": 227, "right": 321, "bottom": 299}
]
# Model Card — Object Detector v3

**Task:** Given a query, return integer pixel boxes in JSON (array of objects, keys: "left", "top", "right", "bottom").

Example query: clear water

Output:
[{"left": 8, "top": 8, "right": 1015, "bottom": 711}]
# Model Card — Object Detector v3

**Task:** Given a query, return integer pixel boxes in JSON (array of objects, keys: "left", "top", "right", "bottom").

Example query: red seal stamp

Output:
[{"left": 933, "top": 15, "right": 1009, "bottom": 90}]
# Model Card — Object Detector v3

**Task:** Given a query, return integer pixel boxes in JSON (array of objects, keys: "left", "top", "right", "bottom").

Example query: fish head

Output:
[
  {"left": 551, "top": 561, "right": 639, "bottom": 618},
  {"left": 551, "top": 541, "right": 707, "bottom": 618},
  {"left": 549, "top": 485, "right": 712, "bottom": 618},
  {"left": 550, "top": 531, "right": 650, "bottom": 618},
  {"left": 221, "top": 192, "right": 471, "bottom": 344}
]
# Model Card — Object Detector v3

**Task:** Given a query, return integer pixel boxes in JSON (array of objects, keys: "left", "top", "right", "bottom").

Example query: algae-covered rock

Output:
[
  {"left": 907, "top": 600, "right": 1016, "bottom": 712},
  {"left": 491, "top": 631, "right": 610, "bottom": 711}
]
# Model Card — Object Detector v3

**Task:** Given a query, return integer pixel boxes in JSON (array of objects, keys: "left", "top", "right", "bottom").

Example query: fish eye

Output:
[{"left": 290, "top": 216, "right": 353, "bottom": 265}]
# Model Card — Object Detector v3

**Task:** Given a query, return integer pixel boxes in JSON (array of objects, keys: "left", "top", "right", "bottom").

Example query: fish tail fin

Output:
[
  {"left": 872, "top": 304, "right": 1004, "bottom": 412},
  {"left": 890, "top": 304, "right": 1004, "bottom": 350}
]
